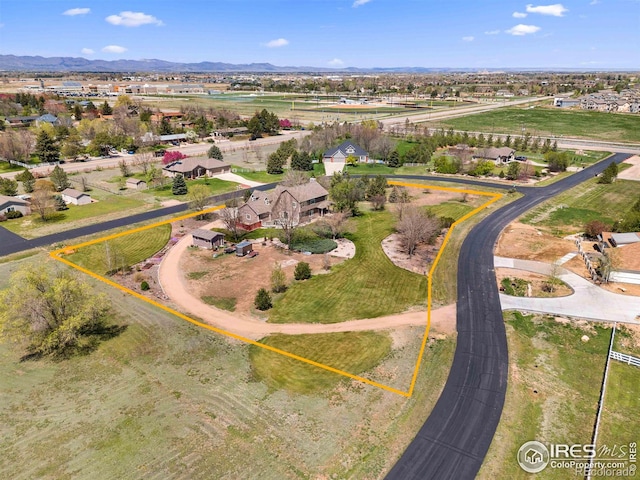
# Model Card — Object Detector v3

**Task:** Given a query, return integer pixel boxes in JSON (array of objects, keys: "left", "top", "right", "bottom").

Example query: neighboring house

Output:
[
  {"left": 36, "top": 114, "right": 59, "bottom": 126},
  {"left": 473, "top": 147, "right": 515, "bottom": 165},
  {"left": 159, "top": 133, "right": 188, "bottom": 143},
  {"left": 61, "top": 188, "right": 92, "bottom": 206},
  {"left": 191, "top": 229, "right": 225, "bottom": 249},
  {"left": 4, "top": 115, "right": 39, "bottom": 127},
  {"left": 0, "top": 195, "right": 30, "bottom": 216},
  {"left": 236, "top": 180, "right": 330, "bottom": 230},
  {"left": 553, "top": 97, "right": 580, "bottom": 108},
  {"left": 323, "top": 141, "right": 369, "bottom": 164},
  {"left": 163, "top": 156, "right": 231, "bottom": 179},
  {"left": 126, "top": 178, "right": 147, "bottom": 190},
  {"left": 213, "top": 127, "right": 249, "bottom": 137}
]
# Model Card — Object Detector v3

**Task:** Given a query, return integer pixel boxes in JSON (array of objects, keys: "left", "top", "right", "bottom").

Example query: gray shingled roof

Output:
[
  {"left": 323, "top": 140, "right": 367, "bottom": 158},
  {"left": 163, "top": 156, "right": 230, "bottom": 174},
  {"left": 61, "top": 188, "right": 89, "bottom": 199},
  {"left": 192, "top": 229, "right": 225, "bottom": 241}
]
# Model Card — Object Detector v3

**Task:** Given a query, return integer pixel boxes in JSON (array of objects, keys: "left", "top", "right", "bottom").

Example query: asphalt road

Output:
[
  {"left": 0, "top": 183, "right": 277, "bottom": 257},
  {"left": 385, "top": 152, "right": 631, "bottom": 479}
]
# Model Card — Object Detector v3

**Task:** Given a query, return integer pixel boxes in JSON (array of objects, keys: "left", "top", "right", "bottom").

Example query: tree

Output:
[
  {"left": 35, "top": 129, "right": 60, "bottom": 164},
  {"left": 0, "top": 265, "right": 112, "bottom": 358},
  {"left": 49, "top": 165, "right": 71, "bottom": 191},
  {"left": 0, "top": 177, "right": 18, "bottom": 196},
  {"left": 15, "top": 168, "right": 35, "bottom": 193},
  {"left": 281, "top": 169, "right": 308, "bottom": 187},
  {"left": 146, "top": 164, "right": 165, "bottom": 188},
  {"left": 60, "top": 133, "right": 84, "bottom": 160},
  {"left": 162, "top": 150, "right": 187, "bottom": 165},
  {"left": 294, "top": 262, "right": 312, "bottom": 280},
  {"left": 388, "top": 150, "right": 401, "bottom": 168},
  {"left": 396, "top": 205, "right": 440, "bottom": 256},
  {"left": 54, "top": 194, "right": 68, "bottom": 211},
  {"left": 73, "top": 104, "right": 83, "bottom": 121},
  {"left": 30, "top": 181, "right": 55, "bottom": 221},
  {"left": 207, "top": 144, "right": 224, "bottom": 160},
  {"left": 266, "top": 152, "right": 286, "bottom": 174},
  {"left": 118, "top": 159, "right": 132, "bottom": 177},
  {"left": 172, "top": 174, "right": 188, "bottom": 195},
  {"left": 598, "top": 162, "right": 619, "bottom": 184},
  {"left": 545, "top": 151, "right": 570, "bottom": 172},
  {"left": 247, "top": 109, "right": 279, "bottom": 137},
  {"left": 329, "top": 172, "right": 361, "bottom": 216},
  {"left": 506, "top": 161, "right": 521, "bottom": 181},
  {"left": 254, "top": 288, "right": 273, "bottom": 311},
  {"left": 187, "top": 184, "right": 210, "bottom": 219},
  {"left": 290, "top": 151, "right": 313, "bottom": 171},
  {"left": 220, "top": 207, "right": 241, "bottom": 241},
  {"left": 323, "top": 212, "right": 349, "bottom": 239},
  {"left": 584, "top": 220, "right": 609, "bottom": 239},
  {"left": 271, "top": 263, "right": 287, "bottom": 293},
  {"left": 345, "top": 154, "right": 358, "bottom": 166},
  {"left": 100, "top": 100, "right": 113, "bottom": 116}
]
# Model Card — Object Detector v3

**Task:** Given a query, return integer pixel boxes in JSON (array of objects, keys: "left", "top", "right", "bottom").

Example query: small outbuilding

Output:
[
  {"left": 126, "top": 178, "right": 147, "bottom": 190},
  {"left": 191, "top": 229, "right": 225, "bottom": 249},
  {"left": 61, "top": 188, "right": 92, "bottom": 206},
  {"left": 235, "top": 240, "right": 253, "bottom": 257}
]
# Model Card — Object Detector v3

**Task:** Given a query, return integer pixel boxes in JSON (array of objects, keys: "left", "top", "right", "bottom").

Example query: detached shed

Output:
[
  {"left": 191, "top": 229, "right": 225, "bottom": 249},
  {"left": 235, "top": 240, "right": 253, "bottom": 256},
  {"left": 61, "top": 188, "right": 92, "bottom": 205},
  {"left": 126, "top": 178, "right": 147, "bottom": 190}
]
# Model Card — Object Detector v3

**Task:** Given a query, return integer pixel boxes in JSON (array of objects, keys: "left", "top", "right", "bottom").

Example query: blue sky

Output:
[{"left": 0, "top": 0, "right": 638, "bottom": 69}]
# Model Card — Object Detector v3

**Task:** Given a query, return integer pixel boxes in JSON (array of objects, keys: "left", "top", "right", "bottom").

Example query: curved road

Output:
[{"left": 386, "top": 152, "right": 631, "bottom": 479}]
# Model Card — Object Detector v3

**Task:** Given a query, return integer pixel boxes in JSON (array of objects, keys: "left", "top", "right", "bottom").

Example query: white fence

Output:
[{"left": 610, "top": 350, "right": 640, "bottom": 368}]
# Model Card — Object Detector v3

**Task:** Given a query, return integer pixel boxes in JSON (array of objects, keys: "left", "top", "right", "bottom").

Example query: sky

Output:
[{"left": 0, "top": 0, "right": 638, "bottom": 69}]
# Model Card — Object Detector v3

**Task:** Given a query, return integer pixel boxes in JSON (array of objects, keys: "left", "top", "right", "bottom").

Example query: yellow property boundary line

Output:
[{"left": 50, "top": 181, "right": 502, "bottom": 398}]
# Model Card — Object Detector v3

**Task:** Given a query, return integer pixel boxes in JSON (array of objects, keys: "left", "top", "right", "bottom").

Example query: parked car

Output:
[
  {"left": 224, "top": 246, "right": 236, "bottom": 254},
  {"left": 515, "top": 156, "right": 527, "bottom": 161}
]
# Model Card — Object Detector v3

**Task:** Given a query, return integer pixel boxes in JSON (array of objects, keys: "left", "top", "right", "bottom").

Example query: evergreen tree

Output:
[
  {"left": 504, "top": 135, "right": 512, "bottom": 148},
  {"left": 388, "top": 186, "right": 399, "bottom": 203},
  {"left": 15, "top": 169, "right": 36, "bottom": 193},
  {"left": 266, "top": 152, "right": 286, "bottom": 174},
  {"left": 73, "top": 104, "right": 83, "bottom": 121},
  {"left": 54, "top": 195, "right": 68, "bottom": 211},
  {"left": 100, "top": 100, "right": 113, "bottom": 116},
  {"left": 207, "top": 144, "right": 224, "bottom": 160},
  {"left": 35, "top": 130, "right": 60, "bottom": 164},
  {"left": 49, "top": 165, "right": 71, "bottom": 191},
  {"left": 254, "top": 288, "right": 273, "bottom": 311},
  {"left": 0, "top": 178, "right": 18, "bottom": 196},
  {"left": 171, "top": 174, "right": 188, "bottom": 195},
  {"left": 294, "top": 262, "right": 312, "bottom": 280},
  {"left": 290, "top": 151, "right": 313, "bottom": 171},
  {"left": 388, "top": 150, "right": 401, "bottom": 168},
  {"left": 598, "top": 162, "right": 619, "bottom": 184}
]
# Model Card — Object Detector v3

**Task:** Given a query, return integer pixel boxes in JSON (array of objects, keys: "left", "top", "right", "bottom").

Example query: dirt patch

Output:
[
  {"left": 495, "top": 221, "right": 576, "bottom": 262},
  {"left": 496, "top": 268, "right": 573, "bottom": 298},
  {"left": 182, "top": 242, "right": 345, "bottom": 316},
  {"left": 618, "top": 155, "right": 640, "bottom": 182},
  {"left": 381, "top": 232, "right": 444, "bottom": 275},
  {"left": 403, "top": 186, "right": 479, "bottom": 207},
  {"left": 600, "top": 282, "right": 640, "bottom": 297}
]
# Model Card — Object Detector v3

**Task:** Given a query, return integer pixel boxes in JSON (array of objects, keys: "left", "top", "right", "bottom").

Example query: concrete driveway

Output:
[{"left": 495, "top": 256, "right": 640, "bottom": 324}]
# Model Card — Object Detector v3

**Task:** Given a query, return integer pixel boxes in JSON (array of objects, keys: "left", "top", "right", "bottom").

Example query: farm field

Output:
[
  {"left": 520, "top": 177, "right": 639, "bottom": 236},
  {"left": 0, "top": 253, "right": 456, "bottom": 479},
  {"left": 479, "top": 313, "right": 621, "bottom": 480},
  {"left": 437, "top": 107, "right": 640, "bottom": 143}
]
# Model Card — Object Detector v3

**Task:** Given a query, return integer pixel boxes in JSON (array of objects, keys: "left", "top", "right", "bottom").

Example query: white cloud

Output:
[
  {"left": 484, "top": 30, "right": 501, "bottom": 35},
  {"left": 590, "top": 0, "right": 599, "bottom": 4},
  {"left": 63, "top": 8, "right": 90, "bottom": 16},
  {"left": 81, "top": 48, "right": 95, "bottom": 55},
  {"left": 328, "top": 58, "right": 344, "bottom": 66},
  {"left": 513, "top": 11, "right": 528, "bottom": 18},
  {"left": 264, "top": 38, "right": 289, "bottom": 48},
  {"left": 506, "top": 24, "right": 541, "bottom": 35},
  {"left": 525, "top": 4, "right": 568, "bottom": 16},
  {"left": 102, "top": 45, "right": 127, "bottom": 54},
  {"left": 353, "top": 0, "right": 372, "bottom": 6},
  {"left": 462, "top": 36, "right": 475, "bottom": 42},
  {"left": 106, "top": 11, "right": 163, "bottom": 27}
]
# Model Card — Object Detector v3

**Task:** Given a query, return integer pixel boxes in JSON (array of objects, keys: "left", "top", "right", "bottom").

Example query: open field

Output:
[
  {"left": 520, "top": 177, "right": 639, "bottom": 236},
  {"left": 250, "top": 332, "right": 392, "bottom": 394},
  {"left": 479, "top": 313, "right": 613, "bottom": 479},
  {"left": 0, "top": 253, "right": 456, "bottom": 479},
  {"left": 66, "top": 224, "right": 171, "bottom": 275},
  {"left": 437, "top": 107, "right": 640, "bottom": 143},
  {"left": 150, "top": 177, "right": 239, "bottom": 198},
  {"left": 268, "top": 210, "right": 428, "bottom": 324}
]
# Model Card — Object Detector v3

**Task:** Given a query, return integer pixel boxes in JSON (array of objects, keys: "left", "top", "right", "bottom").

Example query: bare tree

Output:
[
  {"left": 134, "top": 152, "right": 154, "bottom": 176},
  {"left": 30, "top": 186, "right": 55, "bottom": 221},
  {"left": 396, "top": 205, "right": 440, "bottom": 256},
  {"left": 78, "top": 176, "right": 89, "bottom": 192},
  {"left": 323, "top": 211, "right": 349, "bottom": 239},
  {"left": 220, "top": 207, "right": 241, "bottom": 241},
  {"left": 281, "top": 169, "right": 309, "bottom": 187}
]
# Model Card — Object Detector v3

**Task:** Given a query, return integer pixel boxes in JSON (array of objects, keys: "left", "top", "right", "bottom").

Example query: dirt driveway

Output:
[{"left": 158, "top": 227, "right": 456, "bottom": 340}]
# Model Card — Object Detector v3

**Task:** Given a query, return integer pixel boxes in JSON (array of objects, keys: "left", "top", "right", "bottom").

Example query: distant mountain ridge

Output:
[{"left": 0, "top": 55, "right": 464, "bottom": 73}]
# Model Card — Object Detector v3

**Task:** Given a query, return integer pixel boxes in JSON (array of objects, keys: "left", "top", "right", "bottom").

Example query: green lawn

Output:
[
  {"left": 426, "top": 202, "right": 476, "bottom": 221},
  {"left": 344, "top": 163, "right": 429, "bottom": 175},
  {"left": 231, "top": 166, "right": 284, "bottom": 183},
  {"left": 150, "top": 178, "right": 238, "bottom": 198},
  {"left": 438, "top": 107, "right": 640, "bottom": 143},
  {"left": 65, "top": 224, "right": 171, "bottom": 275},
  {"left": 479, "top": 313, "right": 611, "bottom": 479},
  {"left": 249, "top": 331, "right": 392, "bottom": 394},
  {"left": 1, "top": 196, "right": 148, "bottom": 236},
  {"left": 268, "top": 210, "right": 428, "bottom": 323},
  {"left": 520, "top": 177, "right": 639, "bottom": 235},
  {"left": 201, "top": 295, "right": 237, "bottom": 311},
  {"left": 0, "top": 161, "right": 24, "bottom": 173}
]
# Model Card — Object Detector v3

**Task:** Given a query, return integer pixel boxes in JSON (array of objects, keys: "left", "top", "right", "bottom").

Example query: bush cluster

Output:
[{"left": 291, "top": 238, "right": 337, "bottom": 254}]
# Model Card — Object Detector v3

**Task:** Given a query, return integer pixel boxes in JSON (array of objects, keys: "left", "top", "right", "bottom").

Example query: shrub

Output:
[
  {"left": 584, "top": 220, "right": 609, "bottom": 239},
  {"left": 291, "top": 238, "right": 337, "bottom": 254},
  {"left": 271, "top": 263, "right": 287, "bottom": 293},
  {"left": 500, "top": 277, "right": 528, "bottom": 297},
  {"left": 255, "top": 288, "right": 272, "bottom": 311},
  {"left": 439, "top": 216, "right": 456, "bottom": 228},
  {"left": 5, "top": 210, "right": 23, "bottom": 219},
  {"left": 140, "top": 281, "right": 150, "bottom": 291},
  {"left": 0, "top": 214, "right": 6, "bottom": 222},
  {"left": 294, "top": 262, "right": 312, "bottom": 280}
]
